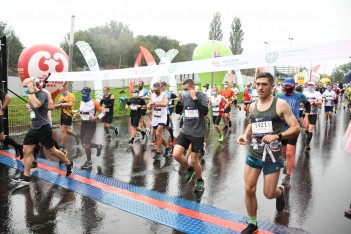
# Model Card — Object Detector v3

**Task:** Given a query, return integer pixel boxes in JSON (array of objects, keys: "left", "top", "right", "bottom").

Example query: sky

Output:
[{"left": 1, "top": 0, "right": 351, "bottom": 74}]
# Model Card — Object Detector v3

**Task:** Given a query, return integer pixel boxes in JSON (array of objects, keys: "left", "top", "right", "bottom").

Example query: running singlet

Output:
[
  {"left": 303, "top": 91, "right": 322, "bottom": 115},
  {"left": 100, "top": 94, "right": 114, "bottom": 114},
  {"left": 322, "top": 90, "right": 336, "bottom": 106},
  {"left": 220, "top": 89, "right": 234, "bottom": 101},
  {"left": 80, "top": 100, "right": 103, "bottom": 122},
  {"left": 250, "top": 89, "right": 259, "bottom": 102},
  {"left": 243, "top": 88, "right": 251, "bottom": 102},
  {"left": 211, "top": 95, "right": 223, "bottom": 117},
  {"left": 276, "top": 92, "right": 308, "bottom": 120},
  {"left": 151, "top": 92, "right": 167, "bottom": 126}
]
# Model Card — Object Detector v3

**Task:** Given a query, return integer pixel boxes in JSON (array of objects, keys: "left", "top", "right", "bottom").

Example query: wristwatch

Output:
[{"left": 277, "top": 133, "right": 283, "bottom": 141}]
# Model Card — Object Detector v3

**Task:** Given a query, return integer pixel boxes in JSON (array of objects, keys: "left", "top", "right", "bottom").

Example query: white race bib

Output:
[
  {"left": 212, "top": 106, "right": 219, "bottom": 112},
  {"left": 104, "top": 108, "right": 110, "bottom": 112},
  {"left": 326, "top": 96, "right": 333, "bottom": 100},
  {"left": 30, "top": 110, "right": 36, "bottom": 119},
  {"left": 252, "top": 117, "right": 273, "bottom": 136},
  {"left": 131, "top": 104, "right": 138, "bottom": 110},
  {"left": 81, "top": 114, "right": 90, "bottom": 121},
  {"left": 153, "top": 108, "right": 161, "bottom": 117},
  {"left": 184, "top": 107, "right": 199, "bottom": 119},
  {"left": 98, "top": 113, "right": 105, "bottom": 119}
]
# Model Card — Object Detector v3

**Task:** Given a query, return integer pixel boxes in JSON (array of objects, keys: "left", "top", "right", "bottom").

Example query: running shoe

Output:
[
  {"left": 81, "top": 161, "right": 92, "bottom": 170},
  {"left": 106, "top": 134, "right": 112, "bottom": 140},
  {"left": 96, "top": 144, "right": 103, "bottom": 157},
  {"left": 276, "top": 185, "right": 285, "bottom": 211},
  {"left": 282, "top": 175, "right": 290, "bottom": 187},
  {"left": 238, "top": 105, "right": 242, "bottom": 111},
  {"left": 163, "top": 147, "right": 172, "bottom": 158},
  {"left": 194, "top": 179, "right": 205, "bottom": 192},
  {"left": 12, "top": 173, "right": 30, "bottom": 184},
  {"left": 75, "top": 134, "right": 80, "bottom": 145},
  {"left": 153, "top": 152, "right": 162, "bottom": 160},
  {"left": 127, "top": 140, "right": 133, "bottom": 147},
  {"left": 66, "top": 161, "right": 75, "bottom": 177},
  {"left": 217, "top": 134, "right": 224, "bottom": 142},
  {"left": 182, "top": 167, "right": 195, "bottom": 183},
  {"left": 240, "top": 223, "right": 258, "bottom": 234},
  {"left": 114, "top": 127, "right": 119, "bottom": 136}
]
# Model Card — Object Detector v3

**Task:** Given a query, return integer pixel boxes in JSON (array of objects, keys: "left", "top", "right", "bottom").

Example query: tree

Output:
[
  {"left": 0, "top": 21, "right": 24, "bottom": 71},
  {"left": 332, "top": 62, "right": 351, "bottom": 83},
  {"left": 208, "top": 12, "right": 223, "bottom": 41},
  {"left": 229, "top": 17, "right": 244, "bottom": 55}
]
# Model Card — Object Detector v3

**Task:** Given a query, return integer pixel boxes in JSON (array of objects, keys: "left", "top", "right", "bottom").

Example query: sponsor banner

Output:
[
  {"left": 50, "top": 39, "right": 351, "bottom": 82},
  {"left": 76, "top": 41, "right": 103, "bottom": 101}
]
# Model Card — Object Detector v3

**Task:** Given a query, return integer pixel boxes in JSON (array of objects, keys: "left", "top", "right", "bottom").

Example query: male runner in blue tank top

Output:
[
  {"left": 237, "top": 72, "right": 300, "bottom": 234},
  {"left": 276, "top": 78, "right": 311, "bottom": 187}
]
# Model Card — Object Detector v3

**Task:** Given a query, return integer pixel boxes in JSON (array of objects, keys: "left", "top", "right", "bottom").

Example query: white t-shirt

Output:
[
  {"left": 303, "top": 90, "right": 322, "bottom": 115},
  {"left": 322, "top": 90, "right": 336, "bottom": 107}
]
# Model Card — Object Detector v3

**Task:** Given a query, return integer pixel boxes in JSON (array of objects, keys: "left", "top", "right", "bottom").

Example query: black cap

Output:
[
  {"left": 160, "top": 81, "right": 167, "bottom": 86},
  {"left": 132, "top": 89, "right": 140, "bottom": 93},
  {"left": 203, "top": 83, "right": 209, "bottom": 88}
]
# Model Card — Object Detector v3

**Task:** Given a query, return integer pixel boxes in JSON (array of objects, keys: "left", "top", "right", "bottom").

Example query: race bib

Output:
[
  {"left": 184, "top": 106, "right": 199, "bottom": 120},
  {"left": 251, "top": 116, "right": 273, "bottom": 137},
  {"left": 81, "top": 114, "right": 90, "bottom": 121},
  {"left": 153, "top": 108, "right": 162, "bottom": 117},
  {"left": 30, "top": 110, "right": 36, "bottom": 119},
  {"left": 131, "top": 104, "right": 138, "bottom": 111},
  {"left": 212, "top": 106, "right": 219, "bottom": 112},
  {"left": 326, "top": 96, "right": 333, "bottom": 100},
  {"left": 104, "top": 108, "right": 110, "bottom": 112},
  {"left": 98, "top": 113, "right": 105, "bottom": 119}
]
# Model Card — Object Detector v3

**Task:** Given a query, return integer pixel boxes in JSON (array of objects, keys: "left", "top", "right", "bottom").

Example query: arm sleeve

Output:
[{"left": 194, "top": 93, "right": 208, "bottom": 116}]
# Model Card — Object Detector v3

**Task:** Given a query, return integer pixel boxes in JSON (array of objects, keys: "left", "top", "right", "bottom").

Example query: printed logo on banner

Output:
[
  {"left": 265, "top": 52, "right": 278, "bottom": 63},
  {"left": 88, "top": 59, "right": 97, "bottom": 68},
  {"left": 168, "top": 64, "right": 178, "bottom": 73},
  {"left": 211, "top": 61, "right": 220, "bottom": 67}
]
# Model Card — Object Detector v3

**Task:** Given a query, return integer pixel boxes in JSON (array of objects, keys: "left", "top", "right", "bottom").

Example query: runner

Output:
[
  {"left": 332, "top": 84, "right": 340, "bottom": 115},
  {"left": 137, "top": 81, "right": 150, "bottom": 132},
  {"left": 55, "top": 85, "right": 79, "bottom": 150},
  {"left": 322, "top": 84, "right": 336, "bottom": 125},
  {"left": 243, "top": 84, "right": 252, "bottom": 117},
  {"left": 74, "top": 87, "right": 104, "bottom": 170},
  {"left": 276, "top": 78, "right": 310, "bottom": 187},
  {"left": 303, "top": 82, "right": 323, "bottom": 151},
  {"left": 203, "top": 83, "right": 212, "bottom": 126},
  {"left": 220, "top": 81, "right": 234, "bottom": 130},
  {"left": 125, "top": 89, "right": 147, "bottom": 146},
  {"left": 100, "top": 86, "right": 119, "bottom": 140},
  {"left": 149, "top": 82, "right": 172, "bottom": 160},
  {"left": 231, "top": 82, "right": 241, "bottom": 110},
  {"left": 237, "top": 72, "right": 300, "bottom": 233},
  {"left": 0, "top": 87, "right": 23, "bottom": 158},
  {"left": 274, "top": 82, "right": 283, "bottom": 96},
  {"left": 13, "top": 78, "right": 74, "bottom": 183},
  {"left": 209, "top": 86, "right": 228, "bottom": 142},
  {"left": 160, "top": 81, "right": 175, "bottom": 145},
  {"left": 172, "top": 79, "right": 208, "bottom": 192}
]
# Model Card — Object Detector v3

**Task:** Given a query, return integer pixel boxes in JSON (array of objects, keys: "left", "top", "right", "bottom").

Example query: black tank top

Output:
[{"left": 102, "top": 94, "right": 113, "bottom": 112}]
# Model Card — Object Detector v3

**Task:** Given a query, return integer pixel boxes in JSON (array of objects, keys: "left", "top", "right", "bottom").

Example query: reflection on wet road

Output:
[{"left": 1, "top": 107, "right": 351, "bottom": 233}]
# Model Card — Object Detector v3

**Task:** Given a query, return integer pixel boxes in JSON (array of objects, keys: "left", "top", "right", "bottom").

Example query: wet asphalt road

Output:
[{"left": 1, "top": 105, "right": 351, "bottom": 234}]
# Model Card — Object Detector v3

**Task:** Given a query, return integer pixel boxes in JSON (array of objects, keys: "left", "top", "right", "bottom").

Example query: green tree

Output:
[
  {"left": 208, "top": 12, "right": 223, "bottom": 41},
  {"left": 0, "top": 21, "right": 24, "bottom": 71},
  {"left": 332, "top": 62, "right": 351, "bottom": 83},
  {"left": 229, "top": 17, "right": 244, "bottom": 55}
]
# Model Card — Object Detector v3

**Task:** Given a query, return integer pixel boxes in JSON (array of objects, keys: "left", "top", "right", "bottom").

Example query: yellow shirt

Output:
[{"left": 58, "top": 92, "right": 75, "bottom": 118}]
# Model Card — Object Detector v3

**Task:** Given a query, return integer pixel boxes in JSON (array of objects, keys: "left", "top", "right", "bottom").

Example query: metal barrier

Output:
[{"left": 8, "top": 104, "right": 61, "bottom": 136}]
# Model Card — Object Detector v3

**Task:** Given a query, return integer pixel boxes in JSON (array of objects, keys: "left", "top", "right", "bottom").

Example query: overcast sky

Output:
[{"left": 1, "top": 0, "right": 351, "bottom": 73}]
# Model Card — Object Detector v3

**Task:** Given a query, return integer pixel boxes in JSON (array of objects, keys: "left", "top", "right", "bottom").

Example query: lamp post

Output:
[
  {"left": 211, "top": 40, "right": 215, "bottom": 88},
  {"left": 264, "top": 42, "right": 269, "bottom": 53},
  {"left": 288, "top": 38, "right": 294, "bottom": 76}
]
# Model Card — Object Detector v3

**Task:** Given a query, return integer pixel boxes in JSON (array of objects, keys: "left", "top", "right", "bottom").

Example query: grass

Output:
[{"left": 8, "top": 85, "right": 244, "bottom": 126}]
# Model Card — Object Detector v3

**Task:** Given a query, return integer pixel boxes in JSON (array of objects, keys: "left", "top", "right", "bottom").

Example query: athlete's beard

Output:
[{"left": 138, "top": 86, "right": 143, "bottom": 90}]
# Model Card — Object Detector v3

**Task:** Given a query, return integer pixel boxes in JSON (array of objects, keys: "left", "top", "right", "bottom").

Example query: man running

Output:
[
  {"left": 322, "top": 84, "right": 336, "bottom": 125},
  {"left": 303, "top": 81, "right": 323, "bottom": 151},
  {"left": 0, "top": 87, "right": 23, "bottom": 158},
  {"left": 160, "top": 81, "right": 175, "bottom": 145},
  {"left": 173, "top": 79, "right": 208, "bottom": 192},
  {"left": 276, "top": 78, "right": 310, "bottom": 187},
  {"left": 13, "top": 78, "right": 74, "bottom": 183},
  {"left": 243, "top": 84, "right": 252, "bottom": 117},
  {"left": 231, "top": 83, "right": 241, "bottom": 110},
  {"left": 137, "top": 81, "right": 150, "bottom": 132},
  {"left": 220, "top": 81, "right": 234, "bottom": 130},
  {"left": 100, "top": 86, "right": 119, "bottom": 140},
  {"left": 125, "top": 89, "right": 147, "bottom": 146},
  {"left": 332, "top": 84, "right": 340, "bottom": 115},
  {"left": 55, "top": 85, "right": 79, "bottom": 150},
  {"left": 237, "top": 72, "right": 299, "bottom": 233},
  {"left": 209, "top": 86, "right": 228, "bottom": 142},
  {"left": 149, "top": 82, "right": 172, "bottom": 160},
  {"left": 74, "top": 87, "right": 104, "bottom": 170}
]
